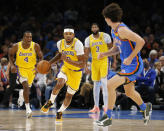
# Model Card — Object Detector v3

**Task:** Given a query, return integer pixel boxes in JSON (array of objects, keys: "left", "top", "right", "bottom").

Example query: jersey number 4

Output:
[{"left": 24, "top": 57, "right": 28, "bottom": 62}]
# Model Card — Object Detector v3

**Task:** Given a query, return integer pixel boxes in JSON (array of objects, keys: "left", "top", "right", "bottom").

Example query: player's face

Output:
[
  {"left": 64, "top": 32, "right": 74, "bottom": 43},
  {"left": 91, "top": 25, "right": 99, "bottom": 35},
  {"left": 23, "top": 33, "right": 32, "bottom": 43}
]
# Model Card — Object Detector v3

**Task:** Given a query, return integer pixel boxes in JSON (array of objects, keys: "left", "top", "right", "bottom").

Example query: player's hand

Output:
[
  {"left": 85, "top": 67, "right": 90, "bottom": 74},
  {"left": 11, "top": 65, "right": 17, "bottom": 73},
  {"left": 123, "top": 57, "right": 132, "bottom": 65},
  {"left": 61, "top": 54, "right": 67, "bottom": 61},
  {"left": 98, "top": 53, "right": 105, "bottom": 60}
]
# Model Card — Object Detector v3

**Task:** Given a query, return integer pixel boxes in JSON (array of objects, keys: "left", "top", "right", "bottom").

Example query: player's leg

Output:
[
  {"left": 100, "top": 76, "right": 108, "bottom": 112},
  {"left": 21, "top": 81, "right": 32, "bottom": 118},
  {"left": 23, "top": 69, "right": 36, "bottom": 118},
  {"left": 56, "top": 69, "right": 82, "bottom": 122},
  {"left": 89, "top": 81, "right": 101, "bottom": 113},
  {"left": 17, "top": 68, "right": 32, "bottom": 118},
  {"left": 56, "top": 87, "right": 75, "bottom": 123},
  {"left": 41, "top": 66, "right": 67, "bottom": 113},
  {"left": 100, "top": 61, "right": 108, "bottom": 112},
  {"left": 89, "top": 62, "right": 101, "bottom": 113},
  {"left": 97, "top": 75, "right": 125, "bottom": 126},
  {"left": 124, "top": 82, "right": 144, "bottom": 106},
  {"left": 41, "top": 77, "right": 65, "bottom": 113},
  {"left": 124, "top": 82, "right": 152, "bottom": 125}
]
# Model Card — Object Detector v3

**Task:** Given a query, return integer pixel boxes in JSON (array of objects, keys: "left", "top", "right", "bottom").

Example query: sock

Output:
[
  {"left": 106, "top": 109, "right": 112, "bottom": 118},
  {"left": 58, "top": 104, "right": 67, "bottom": 112},
  {"left": 101, "top": 77, "right": 108, "bottom": 107},
  {"left": 139, "top": 103, "right": 146, "bottom": 111},
  {"left": 93, "top": 81, "right": 101, "bottom": 107},
  {"left": 25, "top": 103, "right": 31, "bottom": 111},
  {"left": 50, "top": 94, "right": 57, "bottom": 103}
]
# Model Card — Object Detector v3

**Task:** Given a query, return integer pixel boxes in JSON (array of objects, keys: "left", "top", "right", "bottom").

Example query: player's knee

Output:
[
  {"left": 56, "top": 79, "right": 65, "bottom": 88},
  {"left": 65, "top": 93, "right": 73, "bottom": 100}
]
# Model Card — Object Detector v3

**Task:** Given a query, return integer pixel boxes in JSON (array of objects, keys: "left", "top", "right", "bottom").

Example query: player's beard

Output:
[
  {"left": 66, "top": 38, "right": 73, "bottom": 44},
  {"left": 92, "top": 30, "right": 99, "bottom": 35}
]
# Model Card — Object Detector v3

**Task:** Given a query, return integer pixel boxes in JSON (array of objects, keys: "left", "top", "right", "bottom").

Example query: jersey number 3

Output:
[
  {"left": 96, "top": 46, "right": 99, "bottom": 52},
  {"left": 24, "top": 57, "right": 28, "bottom": 62}
]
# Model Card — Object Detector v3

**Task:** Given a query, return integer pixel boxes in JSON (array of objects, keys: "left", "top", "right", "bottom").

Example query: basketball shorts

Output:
[
  {"left": 117, "top": 59, "right": 143, "bottom": 83},
  {"left": 57, "top": 65, "right": 82, "bottom": 93},
  {"left": 91, "top": 59, "right": 108, "bottom": 81},
  {"left": 17, "top": 67, "right": 36, "bottom": 87}
]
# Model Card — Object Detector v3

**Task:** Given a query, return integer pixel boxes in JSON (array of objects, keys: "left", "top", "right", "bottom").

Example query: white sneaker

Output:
[
  {"left": 26, "top": 109, "right": 32, "bottom": 118},
  {"left": 18, "top": 89, "right": 24, "bottom": 107}
]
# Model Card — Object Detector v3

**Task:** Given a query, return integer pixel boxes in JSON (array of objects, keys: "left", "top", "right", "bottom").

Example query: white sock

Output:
[
  {"left": 58, "top": 104, "right": 67, "bottom": 112},
  {"left": 93, "top": 81, "right": 101, "bottom": 107},
  {"left": 50, "top": 94, "right": 57, "bottom": 103},
  {"left": 101, "top": 77, "right": 108, "bottom": 107},
  {"left": 25, "top": 103, "right": 31, "bottom": 111}
]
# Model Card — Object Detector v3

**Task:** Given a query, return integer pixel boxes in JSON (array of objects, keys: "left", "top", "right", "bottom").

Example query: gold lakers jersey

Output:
[
  {"left": 16, "top": 41, "right": 36, "bottom": 68},
  {"left": 61, "top": 38, "right": 81, "bottom": 71},
  {"left": 89, "top": 32, "right": 108, "bottom": 60}
]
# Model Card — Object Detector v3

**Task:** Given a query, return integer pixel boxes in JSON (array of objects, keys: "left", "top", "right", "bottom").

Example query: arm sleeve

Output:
[
  {"left": 75, "top": 40, "right": 84, "bottom": 55},
  {"left": 104, "top": 33, "right": 112, "bottom": 44},
  {"left": 57, "top": 40, "right": 61, "bottom": 52},
  {"left": 84, "top": 37, "right": 90, "bottom": 48}
]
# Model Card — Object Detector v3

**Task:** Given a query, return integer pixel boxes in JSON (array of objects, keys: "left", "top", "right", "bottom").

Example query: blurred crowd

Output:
[{"left": 0, "top": 0, "right": 163, "bottom": 110}]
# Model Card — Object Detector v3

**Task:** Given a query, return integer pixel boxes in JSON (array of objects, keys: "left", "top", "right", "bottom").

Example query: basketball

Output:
[{"left": 37, "top": 60, "right": 51, "bottom": 74}]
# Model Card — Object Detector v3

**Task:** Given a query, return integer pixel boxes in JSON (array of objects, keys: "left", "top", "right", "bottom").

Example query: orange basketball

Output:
[{"left": 37, "top": 60, "right": 51, "bottom": 74}]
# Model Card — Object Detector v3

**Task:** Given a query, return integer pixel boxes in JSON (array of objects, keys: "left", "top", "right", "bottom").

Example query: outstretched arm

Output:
[
  {"left": 49, "top": 52, "right": 62, "bottom": 65},
  {"left": 98, "top": 44, "right": 120, "bottom": 59},
  {"left": 61, "top": 54, "right": 86, "bottom": 68}
]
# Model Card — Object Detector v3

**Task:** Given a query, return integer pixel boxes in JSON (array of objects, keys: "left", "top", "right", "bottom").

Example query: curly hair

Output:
[{"left": 102, "top": 3, "right": 123, "bottom": 22}]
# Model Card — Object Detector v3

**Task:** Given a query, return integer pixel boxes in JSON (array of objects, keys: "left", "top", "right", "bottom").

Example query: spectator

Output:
[
  {"left": 154, "top": 62, "right": 164, "bottom": 104},
  {"left": 0, "top": 58, "right": 9, "bottom": 104},
  {"left": 76, "top": 61, "right": 93, "bottom": 109},
  {"left": 148, "top": 49, "right": 159, "bottom": 68},
  {"left": 159, "top": 56, "right": 164, "bottom": 73},
  {"left": 136, "top": 59, "right": 156, "bottom": 104}
]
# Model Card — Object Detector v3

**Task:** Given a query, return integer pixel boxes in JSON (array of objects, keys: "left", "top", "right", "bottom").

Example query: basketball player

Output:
[
  {"left": 96, "top": 3, "right": 152, "bottom": 126},
  {"left": 41, "top": 25, "right": 86, "bottom": 122},
  {"left": 85, "top": 23, "right": 113, "bottom": 113},
  {"left": 9, "top": 31, "right": 43, "bottom": 118}
]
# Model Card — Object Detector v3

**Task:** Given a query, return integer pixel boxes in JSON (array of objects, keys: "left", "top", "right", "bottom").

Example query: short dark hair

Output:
[
  {"left": 23, "top": 31, "right": 32, "bottom": 36},
  {"left": 91, "top": 23, "right": 99, "bottom": 28},
  {"left": 102, "top": 3, "right": 123, "bottom": 22},
  {"left": 64, "top": 25, "right": 74, "bottom": 30}
]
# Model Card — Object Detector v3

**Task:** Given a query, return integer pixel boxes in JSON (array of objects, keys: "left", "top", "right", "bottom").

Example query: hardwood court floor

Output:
[{"left": 0, "top": 109, "right": 164, "bottom": 131}]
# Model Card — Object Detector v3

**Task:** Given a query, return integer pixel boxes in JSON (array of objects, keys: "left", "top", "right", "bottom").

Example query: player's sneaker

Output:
[
  {"left": 142, "top": 102, "right": 152, "bottom": 125},
  {"left": 26, "top": 109, "right": 32, "bottom": 118},
  {"left": 96, "top": 114, "right": 112, "bottom": 126},
  {"left": 41, "top": 100, "right": 53, "bottom": 113},
  {"left": 56, "top": 112, "right": 62, "bottom": 123},
  {"left": 89, "top": 106, "right": 100, "bottom": 113}
]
